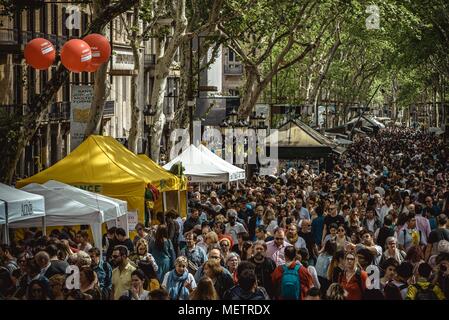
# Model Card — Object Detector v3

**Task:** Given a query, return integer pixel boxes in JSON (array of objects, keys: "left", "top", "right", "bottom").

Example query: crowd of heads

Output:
[{"left": 1, "top": 127, "right": 449, "bottom": 300}]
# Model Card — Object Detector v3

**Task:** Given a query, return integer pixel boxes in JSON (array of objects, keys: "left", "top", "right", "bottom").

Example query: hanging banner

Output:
[
  {"left": 70, "top": 85, "right": 93, "bottom": 151},
  {"left": 126, "top": 211, "right": 138, "bottom": 231}
]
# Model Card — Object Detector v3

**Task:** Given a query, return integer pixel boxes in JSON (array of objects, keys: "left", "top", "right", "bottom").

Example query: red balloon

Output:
[
  {"left": 24, "top": 38, "right": 56, "bottom": 70},
  {"left": 84, "top": 61, "right": 101, "bottom": 72},
  {"left": 60, "top": 39, "right": 92, "bottom": 73},
  {"left": 83, "top": 33, "right": 111, "bottom": 65}
]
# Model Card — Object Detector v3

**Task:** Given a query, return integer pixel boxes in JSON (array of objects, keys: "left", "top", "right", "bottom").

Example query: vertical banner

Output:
[{"left": 70, "top": 85, "right": 93, "bottom": 151}]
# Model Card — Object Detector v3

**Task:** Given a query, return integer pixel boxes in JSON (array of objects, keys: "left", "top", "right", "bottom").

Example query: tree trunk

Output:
[
  {"left": 150, "top": 63, "right": 169, "bottom": 162},
  {"left": 0, "top": 54, "right": 13, "bottom": 104},
  {"left": 150, "top": 0, "right": 188, "bottom": 162},
  {"left": 1, "top": 0, "right": 138, "bottom": 184},
  {"left": 128, "top": 3, "right": 143, "bottom": 153},
  {"left": 83, "top": 0, "right": 111, "bottom": 138}
]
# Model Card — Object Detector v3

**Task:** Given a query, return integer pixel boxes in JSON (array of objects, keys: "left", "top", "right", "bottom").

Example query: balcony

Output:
[
  {"left": 103, "top": 101, "right": 115, "bottom": 117},
  {"left": 48, "top": 101, "right": 71, "bottom": 122},
  {"left": 224, "top": 63, "right": 243, "bottom": 75},
  {"left": 0, "top": 29, "right": 21, "bottom": 54},
  {"left": 0, "top": 28, "right": 17, "bottom": 44},
  {"left": 144, "top": 53, "right": 156, "bottom": 68}
]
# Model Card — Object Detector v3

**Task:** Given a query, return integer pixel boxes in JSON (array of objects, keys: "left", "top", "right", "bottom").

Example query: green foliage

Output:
[{"left": 0, "top": 109, "right": 22, "bottom": 182}]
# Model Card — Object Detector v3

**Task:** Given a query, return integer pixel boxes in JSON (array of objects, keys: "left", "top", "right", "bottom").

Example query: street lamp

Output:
[
  {"left": 228, "top": 109, "right": 238, "bottom": 127},
  {"left": 144, "top": 105, "right": 156, "bottom": 156}
]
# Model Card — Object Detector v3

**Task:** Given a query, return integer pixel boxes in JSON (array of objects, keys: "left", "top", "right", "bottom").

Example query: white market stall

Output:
[
  {"left": 163, "top": 144, "right": 230, "bottom": 183},
  {"left": 12, "top": 183, "right": 106, "bottom": 249},
  {"left": 0, "top": 183, "right": 45, "bottom": 244},
  {"left": 198, "top": 144, "right": 246, "bottom": 182}
]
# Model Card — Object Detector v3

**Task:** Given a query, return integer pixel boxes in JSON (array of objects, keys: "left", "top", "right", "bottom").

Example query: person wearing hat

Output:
[{"left": 225, "top": 209, "right": 247, "bottom": 245}]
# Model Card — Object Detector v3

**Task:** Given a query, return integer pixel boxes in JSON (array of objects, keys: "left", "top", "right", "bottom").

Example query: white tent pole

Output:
[
  {"left": 177, "top": 190, "right": 181, "bottom": 213},
  {"left": 92, "top": 223, "right": 103, "bottom": 260},
  {"left": 162, "top": 192, "right": 167, "bottom": 212},
  {"left": 124, "top": 214, "right": 129, "bottom": 238},
  {"left": 4, "top": 202, "right": 9, "bottom": 245},
  {"left": 42, "top": 217, "right": 47, "bottom": 236}
]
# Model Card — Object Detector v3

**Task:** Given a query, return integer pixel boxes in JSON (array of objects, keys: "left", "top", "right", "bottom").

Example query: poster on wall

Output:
[{"left": 70, "top": 85, "right": 93, "bottom": 151}]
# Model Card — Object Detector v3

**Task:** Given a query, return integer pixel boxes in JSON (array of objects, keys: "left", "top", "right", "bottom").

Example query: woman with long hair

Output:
[
  {"left": 149, "top": 225, "right": 176, "bottom": 281},
  {"left": 131, "top": 238, "right": 160, "bottom": 291},
  {"left": 337, "top": 252, "right": 368, "bottom": 300},
  {"left": 189, "top": 276, "right": 219, "bottom": 300},
  {"left": 405, "top": 245, "right": 425, "bottom": 281},
  {"left": 240, "top": 241, "right": 253, "bottom": 261},
  {"left": 203, "top": 259, "right": 234, "bottom": 299},
  {"left": 120, "top": 269, "right": 150, "bottom": 300},
  {"left": 79, "top": 267, "right": 102, "bottom": 300},
  {"left": 315, "top": 240, "right": 336, "bottom": 295}
]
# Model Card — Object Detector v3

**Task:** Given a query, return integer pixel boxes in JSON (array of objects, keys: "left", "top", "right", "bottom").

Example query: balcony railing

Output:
[
  {"left": 0, "top": 28, "right": 17, "bottom": 44},
  {"left": 224, "top": 63, "right": 243, "bottom": 75},
  {"left": 144, "top": 54, "right": 156, "bottom": 67},
  {"left": 104, "top": 101, "right": 115, "bottom": 117}
]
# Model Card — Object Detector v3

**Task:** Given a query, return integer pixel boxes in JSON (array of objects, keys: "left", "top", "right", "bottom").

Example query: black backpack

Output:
[{"left": 414, "top": 283, "right": 439, "bottom": 300}]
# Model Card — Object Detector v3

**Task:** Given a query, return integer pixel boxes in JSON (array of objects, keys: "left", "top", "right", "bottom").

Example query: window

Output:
[
  {"left": 62, "top": 7, "right": 69, "bottom": 37},
  {"left": 39, "top": 70, "right": 48, "bottom": 94},
  {"left": 122, "top": 77, "right": 127, "bottom": 102},
  {"left": 228, "top": 48, "right": 239, "bottom": 63},
  {"left": 51, "top": 4, "right": 58, "bottom": 35},
  {"left": 40, "top": 4, "right": 48, "bottom": 34},
  {"left": 27, "top": 9, "right": 35, "bottom": 33}
]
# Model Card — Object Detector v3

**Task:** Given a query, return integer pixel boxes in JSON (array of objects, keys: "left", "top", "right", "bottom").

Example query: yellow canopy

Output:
[
  {"left": 137, "top": 154, "right": 187, "bottom": 192},
  {"left": 16, "top": 135, "right": 187, "bottom": 224}
]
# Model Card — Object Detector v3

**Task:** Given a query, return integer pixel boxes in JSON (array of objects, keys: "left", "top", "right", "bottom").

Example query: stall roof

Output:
[
  {"left": 0, "top": 183, "right": 45, "bottom": 225},
  {"left": 163, "top": 144, "right": 230, "bottom": 183}
]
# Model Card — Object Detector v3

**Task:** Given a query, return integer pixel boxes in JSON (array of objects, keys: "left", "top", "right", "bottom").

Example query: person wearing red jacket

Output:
[{"left": 271, "top": 246, "right": 313, "bottom": 300}]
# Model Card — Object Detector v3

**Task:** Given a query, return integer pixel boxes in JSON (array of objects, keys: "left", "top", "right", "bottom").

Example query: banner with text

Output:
[{"left": 70, "top": 85, "right": 93, "bottom": 151}]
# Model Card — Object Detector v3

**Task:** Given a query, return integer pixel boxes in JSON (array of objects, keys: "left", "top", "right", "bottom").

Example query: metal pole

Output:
[
  {"left": 349, "top": 84, "right": 382, "bottom": 138},
  {"left": 188, "top": 38, "right": 194, "bottom": 142},
  {"left": 162, "top": 192, "right": 167, "bottom": 212}
]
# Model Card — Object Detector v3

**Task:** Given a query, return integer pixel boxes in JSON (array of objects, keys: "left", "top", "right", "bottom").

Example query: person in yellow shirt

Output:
[
  {"left": 111, "top": 245, "right": 136, "bottom": 300},
  {"left": 406, "top": 263, "right": 445, "bottom": 300}
]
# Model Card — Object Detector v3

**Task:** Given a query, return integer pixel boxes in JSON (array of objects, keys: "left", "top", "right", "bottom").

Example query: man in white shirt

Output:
[
  {"left": 225, "top": 209, "right": 247, "bottom": 245},
  {"left": 265, "top": 228, "right": 293, "bottom": 266},
  {"left": 379, "top": 196, "right": 393, "bottom": 225}
]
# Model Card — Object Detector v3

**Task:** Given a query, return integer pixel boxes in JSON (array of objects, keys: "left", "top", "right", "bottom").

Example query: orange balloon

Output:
[
  {"left": 83, "top": 33, "right": 111, "bottom": 65},
  {"left": 24, "top": 38, "right": 56, "bottom": 70},
  {"left": 84, "top": 61, "right": 101, "bottom": 72},
  {"left": 60, "top": 39, "right": 92, "bottom": 73}
]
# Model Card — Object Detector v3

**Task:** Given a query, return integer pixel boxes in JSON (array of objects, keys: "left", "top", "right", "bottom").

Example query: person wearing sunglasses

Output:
[
  {"left": 337, "top": 252, "right": 368, "bottom": 300},
  {"left": 322, "top": 203, "right": 345, "bottom": 245},
  {"left": 265, "top": 227, "right": 293, "bottom": 267},
  {"left": 111, "top": 245, "right": 136, "bottom": 300},
  {"left": 132, "top": 223, "right": 150, "bottom": 248}
]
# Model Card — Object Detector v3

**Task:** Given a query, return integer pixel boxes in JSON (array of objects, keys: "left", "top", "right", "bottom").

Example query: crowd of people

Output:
[{"left": 1, "top": 127, "right": 449, "bottom": 300}]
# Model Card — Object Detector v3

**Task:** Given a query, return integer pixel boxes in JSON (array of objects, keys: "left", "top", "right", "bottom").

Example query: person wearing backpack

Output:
[
  {"left": 338, "top": 252, "right": 368, "bottom": 300},
  {"left": 271, "top": 246, "right": 313, "bottom": 300},
  {"left": 405, "top": 262, "right": 445, "bottom": 300}
]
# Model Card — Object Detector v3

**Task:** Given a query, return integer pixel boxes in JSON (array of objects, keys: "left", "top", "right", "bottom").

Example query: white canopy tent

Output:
[
  {"left": 12, "top": 183, "right": 106, "bottom": 249},
  {"left": 163, "top": 144, "right": 230, "bottom": 183},
  {"left": 198, "top": 144, "right": 246, "bottom": 181},
  {"left": 0, "top": 183, "right": 45, "bottom": 244},
  {"left": 42, "top": 180, "right": 129, "bottom": 246}
]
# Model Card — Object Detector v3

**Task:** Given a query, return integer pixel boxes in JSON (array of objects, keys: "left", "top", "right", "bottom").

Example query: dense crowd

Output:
[{"left": 1, "top": 127, "right": 449, "bottom": 300}]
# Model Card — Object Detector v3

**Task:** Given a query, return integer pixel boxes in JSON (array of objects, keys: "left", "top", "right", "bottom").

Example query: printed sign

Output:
[
  {"left": 21, "top": 201, "right": 33, "bottom": 216},
  {"left": 72, "top": 184, "right": 103, "bottom": 193},
  {"left": 127, "top": 211, "right": 138, "bottom": 231},
  {"left": 70, "top": 85, "right": 93, "bottom": 151}
]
